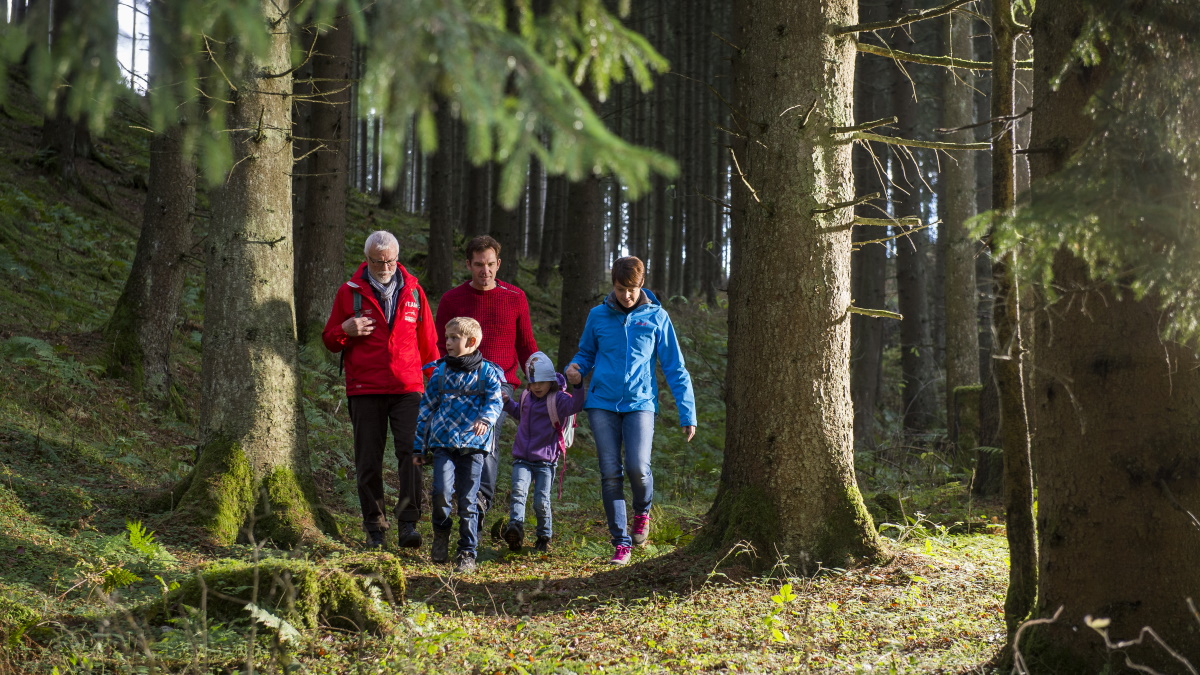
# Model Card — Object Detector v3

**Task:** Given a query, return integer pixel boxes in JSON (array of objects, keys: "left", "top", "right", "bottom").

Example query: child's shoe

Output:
[
  {"left": 501, "top": 520, "right": 525, "bottom": 552},
  {"left": 431, "top": 529, "right": 450, "bottom": 564},
  {"left": 534, "top": 536, "right": 550, "bottom": 553},
  {"left": 631, "top": 513, "right": 651, "bottom": 547},
  {"left": 609, "top": 545, "right": 632, "bottom": 565},
  {"left": 455, "top": 552, "right": 477, "bottom": 573}
]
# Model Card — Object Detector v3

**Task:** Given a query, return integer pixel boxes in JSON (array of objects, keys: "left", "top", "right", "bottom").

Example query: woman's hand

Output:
[
  {"left": 683, "top": 425, "right": 696, "bottom": 442},
  {"left": 565, "top": 362, "right": 583, "bottom": 385}
]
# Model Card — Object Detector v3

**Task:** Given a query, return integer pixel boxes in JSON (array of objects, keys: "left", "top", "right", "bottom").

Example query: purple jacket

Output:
[{"left": 503, "top": 373, "right": 587, "bottom": 463}]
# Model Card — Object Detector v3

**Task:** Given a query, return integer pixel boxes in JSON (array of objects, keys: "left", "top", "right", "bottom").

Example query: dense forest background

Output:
[{"left": 0, "top": 0, "right": 1197, "bottom": 673}]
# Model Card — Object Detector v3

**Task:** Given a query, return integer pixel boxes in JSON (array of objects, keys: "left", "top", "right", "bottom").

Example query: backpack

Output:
[{"left": 520, "top": 388, "right": 577, "bottom": 453}]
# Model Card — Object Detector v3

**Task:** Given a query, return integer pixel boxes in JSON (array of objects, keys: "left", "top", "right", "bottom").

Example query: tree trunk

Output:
[
  {"left": 490, "top": 166, "right": 519, "bottom": 281},
  {"left": 104, "top": 0, "right": 194, "bottom": 402},
  {"left": 175, "top": 0, "right": 330, "bottom": 547},
  {"left": 527, "top": 155, "right": 544, "bottom": 262},
  {"left": 39, "top": 0, "right": 79, "bottom": 186},
  {"left": 1021, "top": 3, "right": 1200, "bottom": 670},
  {"left": 991, "top": 0, "right": 1036, "bottom": 637},
  {"left": 699, "top": 0, "right": 882, "bottom": 568},
  {"left": 423, "top": 98, "right": 457, "bottom": 296},
  {"left": 464, "top": 162, "right": 490, "bottom": 235},
  {"left": 295, "top": 7, "right": 352, "bottom": 344},
  {"left": 536, "top": 174, "right": 563, "bottom": 288},
  {"left": 556, "top": 167, "right": 603, "bottom": 371},
  {"left": 942, "top": 10, "right": 980, "bottom": 449}
]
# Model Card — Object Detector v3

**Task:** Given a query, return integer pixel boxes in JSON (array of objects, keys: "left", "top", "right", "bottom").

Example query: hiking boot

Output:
[
  {"left": 501, "top": 520, "right": 525, "bottom": 552},
  {"left": 609, "top": 545, "right": 632, "bottom": 565},
  {"left": 534, "top": 536, "right": 550, "bottom": 553},
  {"left": 455, "top": 552, "right": 477, "bottom": 574},
  {"left": 364, "top": 531, "right": 385, "bottom": 549},
  {"left": 397, "top": 522, "right": 422, "bottom": 549},
  {"left": 631, "top": 513, "right": 651, "bottom": 547},
  {"left": 430, "top": 529, "right": 451, "bottom": 564}
]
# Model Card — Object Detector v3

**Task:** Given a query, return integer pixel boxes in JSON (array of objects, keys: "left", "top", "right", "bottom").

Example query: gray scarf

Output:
[{"left": 367, "top": 270, "right": 400, "bottom": 324}]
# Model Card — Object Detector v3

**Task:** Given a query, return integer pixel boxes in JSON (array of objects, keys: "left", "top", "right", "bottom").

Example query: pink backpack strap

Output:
[{"left": 546, "top": 391, "right": 561, "bottom": 429}]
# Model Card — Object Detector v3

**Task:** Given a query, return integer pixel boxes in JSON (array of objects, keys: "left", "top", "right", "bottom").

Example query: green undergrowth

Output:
[{"left": 0, "top": 70, "right": 1008, "bottom": 673}]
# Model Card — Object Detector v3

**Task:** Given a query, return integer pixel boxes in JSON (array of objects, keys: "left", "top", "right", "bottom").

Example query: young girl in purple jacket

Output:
[{"left": 499, "top": 352, "right": 587, "bottom": 553}]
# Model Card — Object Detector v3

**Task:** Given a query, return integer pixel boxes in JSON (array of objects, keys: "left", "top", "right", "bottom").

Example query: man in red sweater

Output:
[
  {"left": 323, "top": 231, "right": 441, "bottom": 550},
  {"left": 435, "top": 235, "right": 538, "bottom": 537}
]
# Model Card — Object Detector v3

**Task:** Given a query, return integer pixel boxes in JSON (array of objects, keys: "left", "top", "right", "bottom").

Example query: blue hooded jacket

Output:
[{"left": 570, "top": 289, "right": 697, "bottom": 426}]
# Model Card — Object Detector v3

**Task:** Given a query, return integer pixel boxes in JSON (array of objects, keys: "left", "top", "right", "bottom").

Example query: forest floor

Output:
[{"left": 0, "top": 73, "right": 1011, "bottom": 674}]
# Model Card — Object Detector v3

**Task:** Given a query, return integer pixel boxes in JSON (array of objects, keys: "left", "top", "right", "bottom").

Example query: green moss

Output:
[
  {"left": 100, "top": 299, "right": 145, "bottom": 390},
  {"left": 259, "top": 466, "right": 321, "bottom": 548},
  {"left": 148, "top": 556, "right": 403, "bottom": 634},
  {"left": 691, "top": 482, "right": 781, "bottom": 568},
  {"left": 0, "top": 595, "right": 41, "bottom": 643},
  {"left": 174, "top": 437, "right": 255, "bottom": 545}
]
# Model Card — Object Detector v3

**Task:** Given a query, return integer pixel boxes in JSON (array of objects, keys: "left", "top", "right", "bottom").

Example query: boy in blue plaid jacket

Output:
[{"left": 413, "top": 316, "right": 504, "bottom": 573}]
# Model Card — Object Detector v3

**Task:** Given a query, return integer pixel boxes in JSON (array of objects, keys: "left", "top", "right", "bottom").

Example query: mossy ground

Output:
[{"left": 0, "top": 71, "right": 1010, "bottom": 673}]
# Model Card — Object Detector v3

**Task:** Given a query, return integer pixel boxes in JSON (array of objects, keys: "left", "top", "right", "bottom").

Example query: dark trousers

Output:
[
  {"left": 476, "top": 383, "right": 514, "bottom": 532},
  {"left": 348, "top": 393, "right": 422, "bottom": 533}
]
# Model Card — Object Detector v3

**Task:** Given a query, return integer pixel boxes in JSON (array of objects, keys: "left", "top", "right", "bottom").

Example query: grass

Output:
[{"left": 0, "top": 70, "right": 1009, "bottom": 674}]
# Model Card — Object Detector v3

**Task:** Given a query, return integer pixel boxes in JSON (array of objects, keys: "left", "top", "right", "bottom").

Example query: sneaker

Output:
[
  {"left": 431, "top": 529, "right": 450, "bottom": 564},
  {"left": 609, "top": 545, "right": 632, "bottom": 565},
  {"left": 454, "top": 552, "right": 477, "bottom": 574},
  {"left": 397, "top": 522, "right": 422, "bottom": 549},
  {"left": 631, "top": 513, "right": 651, "bottom": 547},
  {"left": 501, "top": 520, "right": 525, "bottom": 552},
  {"left": 534, "top": 536, "right": 550, "bottom": 553},
  {"left": 364, "top": 531, "right": 385, "bottom": 549}
]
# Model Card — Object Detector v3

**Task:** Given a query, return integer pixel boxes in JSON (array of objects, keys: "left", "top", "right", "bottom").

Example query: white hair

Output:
[{"left": 363, "top": 231, "right": 399, "bottom": 257}]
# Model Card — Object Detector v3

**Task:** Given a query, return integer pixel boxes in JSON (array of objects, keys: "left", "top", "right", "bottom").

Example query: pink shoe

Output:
[
  {"left": 631, "top": 513, "right": 651, "bottom": 547},
  {"left": 609, "top": 545, "right": 632, "bottom": 565}
]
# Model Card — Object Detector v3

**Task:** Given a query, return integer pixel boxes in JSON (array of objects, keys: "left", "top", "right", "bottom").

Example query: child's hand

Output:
[
  {"left": 412, "top": 455, "right": 427, "bottom": 466},
  {"left": 472, "top": 420, "right": 490, "bottom": 436}
]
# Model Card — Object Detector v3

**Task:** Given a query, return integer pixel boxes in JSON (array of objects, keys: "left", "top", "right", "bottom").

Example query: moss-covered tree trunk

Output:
[
  {"left": 698, "top": 0, "right": 883, "bottom": 568},
  {"left": 175, "top": 0, "right": 329, "bottom": 547},
  {"left": 295, "top": 7, "right": 352, "bottom": 344},
  {"left": 941, "top": 10, "right": 980, "bottom": 447},
  {"left": 105, "top": 0, "right": 195, "bottom": 402},
  {"left": 1022, "top": 3, "right": 1200, "bottom": 670}
]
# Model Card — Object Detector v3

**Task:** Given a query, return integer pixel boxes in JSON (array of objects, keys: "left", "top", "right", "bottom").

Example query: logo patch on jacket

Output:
[{"left": 403, "top": 301, "right": 419, "bottom": 323}]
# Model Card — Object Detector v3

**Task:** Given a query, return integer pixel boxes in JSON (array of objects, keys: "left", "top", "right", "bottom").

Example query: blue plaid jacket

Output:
[{"left": 414, "top": 359, "right": 505, "bottom": 455}]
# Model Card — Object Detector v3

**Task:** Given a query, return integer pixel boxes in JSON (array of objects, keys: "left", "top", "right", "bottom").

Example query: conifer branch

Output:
[
  {"left": 813, "top": 192, "right": 880, "bottom": 215},
  {"left": 853, "top": 132, "right": 991, "bottom": 151},
  {"left": 835, "top": 0, "right": 976, "bottom": 36},
  {"left": 831, "top": 116, "right": 898, "bottom": 134}
]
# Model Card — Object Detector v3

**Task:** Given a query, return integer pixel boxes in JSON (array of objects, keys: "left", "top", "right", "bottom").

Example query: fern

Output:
[{"left": 126, "top": 520, "right": 176, "bottom": 563}]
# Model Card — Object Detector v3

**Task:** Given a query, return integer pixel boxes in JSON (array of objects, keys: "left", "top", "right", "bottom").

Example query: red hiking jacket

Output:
[{"left": 322, "top": 262, "right": 440, "bottom": 396}]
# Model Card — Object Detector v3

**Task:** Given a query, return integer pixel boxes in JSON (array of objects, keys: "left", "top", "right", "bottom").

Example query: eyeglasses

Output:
[{"left": 368, "top": 256, "right": 398, "bottom": 268}]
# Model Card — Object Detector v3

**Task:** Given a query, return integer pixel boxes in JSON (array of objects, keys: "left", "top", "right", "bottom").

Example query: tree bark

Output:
[
  {"left": 176, "top": 0, "right": 329, "bottom": 547},
  {"left": 104, "top": 0, "right": 195, "bottom": 402},
  {"left": 556, "top": 167, "right": 603, "bottom": 371},
  {"left": 295, "top": 7, "right": 352, "bottom": 343},
  {"left": 424, "top": 97, "right": 456, "bottom": 296},
  {"left": 990, "top": 0, "right": 1036, "bottom": 637},
  {"left": 536, "top": 174, "right": 564, "bottom": 288},
  {"left": 489, "top": 166, "right": 520, "bottom": 281},
  {"left": 699, "top": 0, "right": 882, "bottom": 568},
  {"left": 942, "top": 10, "right": 980, "bottom": 449},
  {"left": 463, "top": 162, "right": 491, "bottom": 235},
  {"left": 39, "top": 0, "right": 80, "bottom": 186},
  {"left": 1021, "top": 3, "right": 1200, "bottom": 670}
]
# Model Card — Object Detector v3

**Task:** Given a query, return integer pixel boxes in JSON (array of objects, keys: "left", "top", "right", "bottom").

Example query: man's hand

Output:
[
  {"left": 472, "top": 420, "right": 490, "bottom": 436},
  {"left": 342, "top": 316, "right": 376, "bottom": 337},
  {"left": 565, "top": 362, "right": 582, "bottom": 386},
  {"left": 412, "top": 455, "right": 427, "bottom": 466},
  {"left": 682, "top": 425, "right": 696, "bottom": 442}
]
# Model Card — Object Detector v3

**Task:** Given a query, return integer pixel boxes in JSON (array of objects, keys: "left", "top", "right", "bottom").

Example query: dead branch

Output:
[
  {"left": 853, "top": 131, "right": 991, "bottom": 151},
  {"left": 831, "top": 116, "right": 898, "bottom": 134},
  {"left": 812, "top": 192, "right": 880, "bottom": 215},
  {"left": 835, "top": 0, "right": 976, "bottom": 36}
]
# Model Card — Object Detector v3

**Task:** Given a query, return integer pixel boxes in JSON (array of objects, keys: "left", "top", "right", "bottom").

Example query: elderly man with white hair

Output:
[{"left": 323, "top": 231, "right": 440, "bottom": 549}]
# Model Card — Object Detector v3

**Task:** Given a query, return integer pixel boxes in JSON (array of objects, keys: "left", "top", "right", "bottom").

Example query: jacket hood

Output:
[
  {"left": 555, "top": 371, "right": 568, "bottom": 392},
  {"left": 604, "top": 287, "right": 658, "bottom": 313}
]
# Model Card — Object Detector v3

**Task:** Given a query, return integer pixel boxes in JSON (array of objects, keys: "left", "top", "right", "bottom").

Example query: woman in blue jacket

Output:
[{"left": 566, "top": 256, "right": 697, "bottom": 565}]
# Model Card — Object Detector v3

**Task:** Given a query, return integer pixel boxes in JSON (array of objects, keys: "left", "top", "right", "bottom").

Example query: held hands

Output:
[
  {"left": 342, "top": 316, "right": 376, "bottom": 337},
  {"left": 683, "top": 425, "right": 696, "bottom": 443},
  {"left": 565, "top": 362, "right": 582, "bottom": 386},
  {"left": 412, "top": 455, "right": 427, "bottom": 466},
  {"left": 472, "top": 420, "right": 490, "bottom": 436}
]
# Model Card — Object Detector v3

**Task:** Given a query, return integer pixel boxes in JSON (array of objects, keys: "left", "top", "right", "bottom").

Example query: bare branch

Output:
[
  {"left": 848, "top": 306, "right": 903, "bottom": 320},
  {"left": 853, "top": 131, "right": 991, "bottom": 151},
  {"left": 729, "top": 147, "right": 760, "bottom": 204},
  {"left": 831, "top": 116, "right": 898, "bottom": 134},
  {"left": 856, "top": 41, "right": 1027, "bottom": 70},
  {"left": 813, "top": 192, "right": 880, "bottom": 215},
  {"left": 835, "top": 0, "right": 976, "bottom": 36}
]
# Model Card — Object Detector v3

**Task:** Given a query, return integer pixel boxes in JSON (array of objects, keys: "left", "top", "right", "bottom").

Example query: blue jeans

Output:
[
  {"left": 476, "top": 383, "right": 515, "bottom": 533},
  {"left": 430, "top": 448, "right": 485, "bottom": 555},
  {"left": 587, "top": 409, "right": 655, "bottom": 547},
  {"left": 509, "top": 459, "right": 556, "bottom": 539}
]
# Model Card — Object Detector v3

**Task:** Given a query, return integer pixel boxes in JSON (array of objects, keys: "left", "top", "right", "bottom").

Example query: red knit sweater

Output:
[{"left": 435, "top": 280, "right": 538, "bottom": 385}]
